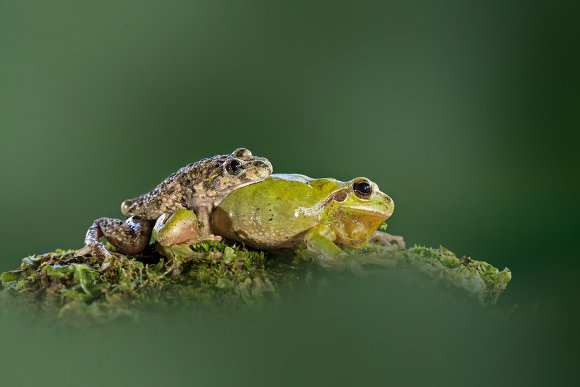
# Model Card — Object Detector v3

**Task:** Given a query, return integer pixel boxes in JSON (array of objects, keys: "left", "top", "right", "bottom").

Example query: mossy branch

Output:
[{"left": 0, "top": 241, "right": 511, "bottom": 325}]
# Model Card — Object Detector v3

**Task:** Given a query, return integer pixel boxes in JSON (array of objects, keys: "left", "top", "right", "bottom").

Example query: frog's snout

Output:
[
  {"left": 380, "top": 192, "right": 395, "bottom": 215},
  {"left": 121, "top": 198, "right": 137, "bottom": 216},
  {"left": 254, "top": 159, "right": 273, "bottom": 175}
]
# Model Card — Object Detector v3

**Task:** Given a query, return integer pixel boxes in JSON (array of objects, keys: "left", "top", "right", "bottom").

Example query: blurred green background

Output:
[{"left": 0, "top": 0, "right": 578, "bottom": 386}]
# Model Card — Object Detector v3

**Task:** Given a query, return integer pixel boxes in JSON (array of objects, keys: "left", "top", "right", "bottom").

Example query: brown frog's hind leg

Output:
[
  {"left": 121, "top": 191, "right": 185, "bottom": 220},
  {"left": 75, "top": 216, "right": 153, "bottom": 269}
]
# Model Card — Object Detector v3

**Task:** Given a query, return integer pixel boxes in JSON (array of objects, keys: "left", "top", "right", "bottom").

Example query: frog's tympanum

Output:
[
  {"left": 75, "top": 148, "right": 273, "bottom": 266},
  {"left": 209, "top": 174, "right": 403, "bottom": 269}
]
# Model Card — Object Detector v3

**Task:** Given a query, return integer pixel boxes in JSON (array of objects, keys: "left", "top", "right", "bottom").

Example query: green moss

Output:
[
  {"left": 0, "top": 240, "right": 510, "bottom": 324},
  {"left": 0, "top": 272, "right": 18, "bottom": 283},
  {"left": 390, "top": 245, "right": 511, "bottom": 305}
]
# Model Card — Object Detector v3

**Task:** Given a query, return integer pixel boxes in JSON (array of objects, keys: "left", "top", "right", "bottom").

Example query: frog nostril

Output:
[{"left": 255, "top": 160, "right": 273, "bottom": 173}]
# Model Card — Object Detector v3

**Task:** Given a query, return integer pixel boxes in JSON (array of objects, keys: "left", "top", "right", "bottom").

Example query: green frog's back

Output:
[{"left": 211, "top": 174, "right": 342, "bottom": 249}]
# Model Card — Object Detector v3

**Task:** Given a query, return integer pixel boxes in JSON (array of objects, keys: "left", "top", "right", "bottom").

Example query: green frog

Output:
[
  {"left": 155, "top": 174, "right": 404, "bottom": 270},
  {"left": 75, "top": 148, "right": 273, "bottom": 268}
]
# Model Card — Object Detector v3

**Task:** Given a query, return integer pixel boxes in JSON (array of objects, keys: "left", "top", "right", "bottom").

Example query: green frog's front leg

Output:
[
  {"left": 304, "top": 224, "right": 363, "bottom": 272},
  {"left": 75, "top": 216, "right": 153, "bottom": 261},
  {"left": 304, "top": 225, "right": 398, "bottom": 273}
]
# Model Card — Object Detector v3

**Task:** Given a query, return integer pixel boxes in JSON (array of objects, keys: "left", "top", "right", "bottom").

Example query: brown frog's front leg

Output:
[
  {"left": 194, "top": 206, "right": 214, "bottom": 236},
  {"left": 75, "top": 216, "right": 153, "bottom": 267}
]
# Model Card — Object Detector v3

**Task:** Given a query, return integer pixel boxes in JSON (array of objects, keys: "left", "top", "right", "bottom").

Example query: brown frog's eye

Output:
[
  {"left": 226, "top": 159, "right": 244, "bottom": 175},
  {"left": 353, "top": 180, "right": 372, "bottom": 199},
  {"left": 232, "top": 148, "right": 252, "bottom": 159}
]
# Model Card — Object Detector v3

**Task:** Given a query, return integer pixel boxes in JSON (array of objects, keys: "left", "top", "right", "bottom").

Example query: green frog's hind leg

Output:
[
  {"left": 75, "top": 216, "right": 153, "bottom": 265},
  {"left": 370, "top": 231, "right": 406, "bottom": 250},
  {"left": 153, "top": 209, "right": 222, "bottom": 247}
]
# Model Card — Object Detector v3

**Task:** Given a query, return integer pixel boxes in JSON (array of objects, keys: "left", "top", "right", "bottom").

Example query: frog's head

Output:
[
  {"left": 207, "top": 148, "right": 273, "bottom": 204},
  {"left": 322, "top": 177, "right": 394, "bottom": 248}
]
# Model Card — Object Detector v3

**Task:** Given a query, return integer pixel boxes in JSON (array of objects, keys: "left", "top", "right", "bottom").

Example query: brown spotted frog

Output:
[{"left": 75, "top": 148, "right": 273, "bottom": 267}]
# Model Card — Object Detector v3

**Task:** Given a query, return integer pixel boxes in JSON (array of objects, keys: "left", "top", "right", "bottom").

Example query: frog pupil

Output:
[
  {"left": 227, "top": 159, "right": 243, "bottom": 175},
  {"left": 353, "top": 181, "right": 372, "bottom": 197}
]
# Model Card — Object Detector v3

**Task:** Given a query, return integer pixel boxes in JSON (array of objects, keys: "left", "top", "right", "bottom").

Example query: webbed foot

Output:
[
  {"left": 370, "top": 231, "right": 406, "bottom": 250},
  {"left": 74, "top": 242, "right": 117, "bottom": 271}
]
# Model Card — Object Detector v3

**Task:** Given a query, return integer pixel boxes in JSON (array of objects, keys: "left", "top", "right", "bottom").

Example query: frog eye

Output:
[
  {"left": 226, "top": 159, "right": 244, "bottom": 175},
  {"left": 232, "top": 148, "right": 252, "bottom": 159},
  {"left": 353, "top": 179, "right": 372, "bottom": 199}
]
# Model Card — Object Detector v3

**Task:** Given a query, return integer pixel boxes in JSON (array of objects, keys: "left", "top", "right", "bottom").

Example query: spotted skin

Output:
[
  {"left": 84, "top": 216, "right": 153, "bottom": 258},
  {"left": 76, "top": 148, "right": 273, "bottom": 263}
]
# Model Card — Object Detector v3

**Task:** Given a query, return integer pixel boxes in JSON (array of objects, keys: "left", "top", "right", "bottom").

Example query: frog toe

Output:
[
  {"left": 74, "top": 245, "right": 92, "bottom": 258},
  {"left": 371, "top": 231, "right": 406, "bottom": 250},
  {"left": 76, "top": 241, "right": 114, "bottom": 262}
]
